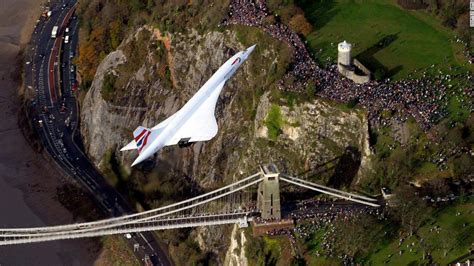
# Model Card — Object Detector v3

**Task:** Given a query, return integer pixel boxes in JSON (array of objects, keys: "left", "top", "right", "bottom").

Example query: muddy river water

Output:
[{"left": 0, "top": 0, "right": 97, "bottom": 264}]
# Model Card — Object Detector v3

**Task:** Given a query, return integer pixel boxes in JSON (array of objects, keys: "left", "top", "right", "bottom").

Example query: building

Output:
[{"left": 337, "top": 40, "right": 371, "bottom": 84}]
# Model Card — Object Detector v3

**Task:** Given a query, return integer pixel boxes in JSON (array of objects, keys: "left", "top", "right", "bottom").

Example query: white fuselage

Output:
[{"left": 132, "top": 45, "right": 255, "bottom": 165}]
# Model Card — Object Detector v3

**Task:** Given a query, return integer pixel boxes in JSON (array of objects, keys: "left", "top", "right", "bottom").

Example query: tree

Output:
[
  {"left": 109, "top": 20, "right": 121, "bottom": 49},
  {"left": 289, "top": 14, "right": 313, "bottom": 36},
  {"left": 130, "top": 0, "right": 146, "bottom": 12},
  {"left": 390, "top": 185, "right": 431, "bottom": 236},
  {"left": 451, "top": 153, "right": 474, "bottom": 179},
  {"left": 456, "top": 13, "right": 471, "bottom": 43}
]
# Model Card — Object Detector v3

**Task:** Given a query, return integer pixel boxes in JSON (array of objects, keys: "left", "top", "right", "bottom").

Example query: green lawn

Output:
[
  {"left": 302, "top": 227, "right": 344, "bottom": 265},
  {"left": 298, "top": 0, "right": 470, "bottom": 80},
  {"left": 447, "top": 94, "right": 471, "bottom": 123},
  {"left": 303, "top": 227, "right": 326, "bottom": 253},
  {"left": 368, "top": 234, "right": 423, "bottom": 265},
  {"left": 368, "top": 199, "right": 474, "bottom": 265},
  {"left": 417, "top": 162, "right": 438, "bottom": 174},
  {"left": 418, "top": 200, "right": 474, "bottom": 264}
]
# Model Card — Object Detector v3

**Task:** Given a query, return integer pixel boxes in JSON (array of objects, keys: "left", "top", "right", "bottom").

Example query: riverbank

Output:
[{"left": 0, "top": 0, "right": 100, "bottom": 264}]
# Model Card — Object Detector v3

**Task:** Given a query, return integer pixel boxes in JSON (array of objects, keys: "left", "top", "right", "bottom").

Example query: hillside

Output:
[
  {"left": 75, "top": 0, "right": 473, "bottom": 264},
  {"left": 294, "top": 0, "right": 472, "bottom": 80},
  {"left": 80, "top": 24, "right": 374, "bottom": 263}
]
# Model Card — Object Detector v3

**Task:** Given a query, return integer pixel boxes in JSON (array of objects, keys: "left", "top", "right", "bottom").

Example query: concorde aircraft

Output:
[{"left": 121, "top": 45, "right": 256, "bottom": 166}]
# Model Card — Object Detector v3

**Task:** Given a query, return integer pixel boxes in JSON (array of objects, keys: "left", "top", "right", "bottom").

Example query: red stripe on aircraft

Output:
[
  {"left": 134, "top": 129, "right": 148, "bottom": 141},
  {"left": 138, "top": 131, "right": 151, "bottom": 153}
]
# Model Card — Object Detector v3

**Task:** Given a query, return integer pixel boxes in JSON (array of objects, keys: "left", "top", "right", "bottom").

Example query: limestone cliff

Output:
[
  {"left": 82, "top": 25, "right": 291, "bottom": 181},
  {"left": 224, "top": 225, "right": 248, "bottom": 266},
  {"left": 80, "top": 25, "right": 372, "bottom": 262},
  {"left": 252, "top": 92, "right": 372, "bottom": 184},
  {"left": 81, "top": 25, "right": 371, "bottom": 183}
]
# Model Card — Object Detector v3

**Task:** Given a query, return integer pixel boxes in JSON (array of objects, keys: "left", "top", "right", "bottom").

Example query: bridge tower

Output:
[{"left": 257, "top": 164, "right": 281, "bottom": 220}]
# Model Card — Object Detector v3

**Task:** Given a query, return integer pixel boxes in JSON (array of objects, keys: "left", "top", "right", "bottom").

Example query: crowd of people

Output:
[
  {"left": 221, "top": 0, "right": 319, "bottom": 89},
  {"left": 221, "top": 0, "right": 473, "bottom": 130},
  {"left": 257, "top": 198, "right": 386, "bottom": 262},
  {"left": 315, "top": 68, "right": 449, "bottom": 130}
]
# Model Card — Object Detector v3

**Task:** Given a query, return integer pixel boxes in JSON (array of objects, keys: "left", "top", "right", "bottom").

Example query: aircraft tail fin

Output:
[
  {"left": 133, "top": 126, "right": 153, "bottom": 154},
  {"left": 120, "top": 126, "right": 153, "bottom": 153}
]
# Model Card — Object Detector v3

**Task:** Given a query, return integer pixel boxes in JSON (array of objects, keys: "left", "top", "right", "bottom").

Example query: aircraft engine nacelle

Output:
[{"left": 178, "top": 138, "right": 193, "bottom": 148}]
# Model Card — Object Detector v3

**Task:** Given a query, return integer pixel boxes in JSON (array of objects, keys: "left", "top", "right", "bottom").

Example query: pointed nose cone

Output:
[{"left": 246, "top": 44, "right": 256, "bottom": 54}]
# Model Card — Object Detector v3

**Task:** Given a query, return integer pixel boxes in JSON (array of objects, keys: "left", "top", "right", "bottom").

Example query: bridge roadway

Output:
[
  {"left": 0, "top": 213, "right": 252, "bottom": 245},
  {"left": 0, "top": 173, "right": 262, "bottom": 235},
  {"left": 0, "top": 171, "right": 380, "bottom": 245},
  {"left": 24, "top": 0, "right": 170, "bottom": 264}
]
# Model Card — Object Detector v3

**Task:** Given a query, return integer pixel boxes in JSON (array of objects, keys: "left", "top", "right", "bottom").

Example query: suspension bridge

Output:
[{"left": 0, "top": 164, "right": 380, "bottom": 245}]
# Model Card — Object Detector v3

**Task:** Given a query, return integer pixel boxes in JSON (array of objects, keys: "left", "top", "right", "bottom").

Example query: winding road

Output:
[{"left": 23, "top": 0, "right": 171, "bottom": 265}]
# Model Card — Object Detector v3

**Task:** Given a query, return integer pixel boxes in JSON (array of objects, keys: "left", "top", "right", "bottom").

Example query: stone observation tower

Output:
[
  {"left": 337, "top": 40, "right": 352, "bottom": 72},
  {"left": 337, "top": 40, "right": 371, "bottom": 84}
]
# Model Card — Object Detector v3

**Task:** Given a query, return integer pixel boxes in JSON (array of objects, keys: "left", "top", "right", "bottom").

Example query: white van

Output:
[
  {"left": 64, "top": 35, "right": 69, "bottom": 44},
  {"left": 51, "top": 26, "right": 58, "bottom": 38}
]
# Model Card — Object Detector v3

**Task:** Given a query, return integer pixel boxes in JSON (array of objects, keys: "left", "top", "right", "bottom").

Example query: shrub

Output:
[
  {"left": 266, "top": 104, "right": 283, "bottom": 141},
  {"left": 101, "top": 73, "right": 117, "bottom": 101},
  {"left": 289, "top": 14, "right": 312, "bottom": 36}
]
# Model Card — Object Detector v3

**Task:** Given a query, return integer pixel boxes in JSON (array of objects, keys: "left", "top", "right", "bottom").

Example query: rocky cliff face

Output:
[
  {"left": 81, "top": 26, "right": 285, "bottom": 181},
  {"left": 81, "top": 25, "right": 371, "bottom": 183},
  {"left": 251, "top": 92, "right": 372, "bottom": 184},
  {"left": 224, "top": 225, "right": 248, "bottom": 266},
  {"left": 80, "top": 25, "right": 372, "bottom": 262}
]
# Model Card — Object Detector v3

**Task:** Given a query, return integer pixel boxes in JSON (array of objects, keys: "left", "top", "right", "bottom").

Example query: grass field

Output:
[
  {"left": 245, "top": 233, "right": 294, "bottom": 265},
  {"left": 297, "top": 0, "right": 471, "bottom": 80},
  {"left": 302, "top": 227, "right": 342, "bottom": 265},
  {"left": 368, "top": 199, "right": 474, "bottom": 265},
  {"left": 447, "top": 93, "right": 471, "bottom": 123}
]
